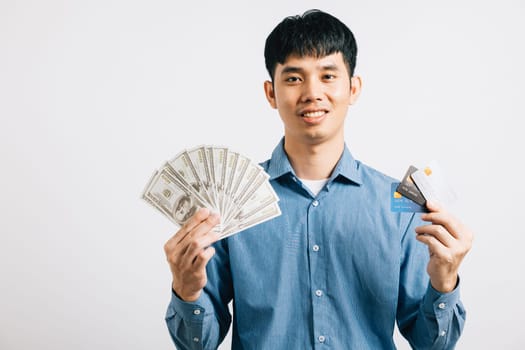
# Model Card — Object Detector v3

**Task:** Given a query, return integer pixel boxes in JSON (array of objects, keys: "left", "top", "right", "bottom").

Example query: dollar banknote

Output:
[{"left": 142, "top": 145, "right": 281, "bottom": 239}]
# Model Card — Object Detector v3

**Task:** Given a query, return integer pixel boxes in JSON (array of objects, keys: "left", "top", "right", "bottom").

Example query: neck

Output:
[{"left": 284, "top": 137, "right": 344, "bottom": 180}]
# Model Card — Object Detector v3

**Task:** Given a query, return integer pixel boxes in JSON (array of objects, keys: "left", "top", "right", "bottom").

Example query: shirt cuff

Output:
[
  {"left": 421, "top": 278, "right": 461, "bottom": 317},
  {"left": 167, "top": 289, "right": 215, "bottom": 322}
]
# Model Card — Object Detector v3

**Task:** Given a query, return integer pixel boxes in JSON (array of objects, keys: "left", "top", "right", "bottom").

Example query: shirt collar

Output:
[{"left": 266, "top": 137, "right": 362, "bottom": 186}]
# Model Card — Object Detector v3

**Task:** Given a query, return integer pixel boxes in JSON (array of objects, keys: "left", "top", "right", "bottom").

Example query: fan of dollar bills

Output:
[{"left": 142, "top": 145, "right": 281, "bottom": 239}]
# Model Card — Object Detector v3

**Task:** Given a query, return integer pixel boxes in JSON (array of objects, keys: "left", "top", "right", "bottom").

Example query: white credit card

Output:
[{"left": 410, "top": 160, "right": 458, "bottom": 207}]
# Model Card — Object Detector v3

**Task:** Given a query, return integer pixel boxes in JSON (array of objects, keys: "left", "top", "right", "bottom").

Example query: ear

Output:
[
  {"left": 264, "top": 80, "right": 278, "bottom": 109},
  {"left": 349, "top": 76, "right": 362, "bottom": 105}
]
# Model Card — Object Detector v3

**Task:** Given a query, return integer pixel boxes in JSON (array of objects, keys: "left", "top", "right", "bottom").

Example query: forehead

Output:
[{"left": 276, "top": 52, "right": 348, "bottom": 74}]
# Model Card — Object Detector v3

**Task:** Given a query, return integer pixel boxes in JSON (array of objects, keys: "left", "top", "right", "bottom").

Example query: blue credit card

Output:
[{"left": 390, "top": 183, "right": 428, "bottom": 213}]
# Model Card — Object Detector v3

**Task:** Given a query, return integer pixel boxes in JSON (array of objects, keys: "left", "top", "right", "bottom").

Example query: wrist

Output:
[
  {"left": 430, "top": 275, "right": 458, "bottom": 293},
  {"left": 172, "top": 282, "right": 201, "bottom": 302}
]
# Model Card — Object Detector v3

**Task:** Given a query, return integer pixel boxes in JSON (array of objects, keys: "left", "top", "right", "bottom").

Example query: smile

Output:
[
  {"left": 301, "top": 111, "right": 326, "bottom": 118},
  {"left": 299, "top": 109, "right": 328, "bottom": 125}
]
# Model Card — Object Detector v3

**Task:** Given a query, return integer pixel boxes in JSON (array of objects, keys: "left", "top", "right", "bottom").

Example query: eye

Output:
[
  {"left": 323, "top": 74, "right": 336, "bottom": 80},
  {"left": 285, "top": 76, "right": 301, "bottom": 83}
]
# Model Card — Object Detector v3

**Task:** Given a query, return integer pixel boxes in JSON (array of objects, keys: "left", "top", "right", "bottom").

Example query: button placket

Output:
[{"left": 307, "top": 196, "right": 329, "bottom": 346}]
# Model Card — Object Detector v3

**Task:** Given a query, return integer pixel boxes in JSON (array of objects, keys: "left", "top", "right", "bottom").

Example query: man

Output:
[{"left": 163, "top": 9, "right": 473, "bottom": 349}]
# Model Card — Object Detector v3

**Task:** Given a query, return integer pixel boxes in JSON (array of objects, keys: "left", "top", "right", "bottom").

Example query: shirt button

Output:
[
  {"left": 318, "top": 335, "right": 326, "bottom": 343},
  {"left": 315, "top": 289, "right": 323, "bottom": 297},
  {"left": 312, "top": 200, "right": 319, "bottom": 207},
  {"left": 438, "top": 302, "right": 446, "bottom": 309},
  {"left": 193, "top": 309, "right": 201, "bottom": 315},
  {"left": 440, "top": 330, "right": 447, "bottom": 337},
  {"left": 193, "top": 337, "right": 200, "bottom": 342},
  {"left": 313, "top": 244, "right": 320, "bottom": 252}
]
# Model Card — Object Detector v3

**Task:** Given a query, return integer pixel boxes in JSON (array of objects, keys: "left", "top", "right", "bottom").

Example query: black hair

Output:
[{"left": 264, "top": 9, "right": 357, "bottom": 81}]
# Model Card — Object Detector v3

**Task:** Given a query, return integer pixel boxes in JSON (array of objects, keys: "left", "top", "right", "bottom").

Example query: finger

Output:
[
  {"left": 424, "top": 200, "right": 443, "bottom": 213},
  {"left": 179, "top": 212, "right": 221, "bottom": 246},
  {"left": 421, "top": 210, "right": 462, "bottom": 240},
  {"left": 421, "top": 200, "right": 448, "bottom": 221},
  {"left": 181, "top": 227, "right": 222, "bottom": 264},
  {"left": 175, "top": 211, "right": 220, "bottom": 263},
  {"left": 165, "top": 208, "right": 212, "bottom": 252},
  {"left": 178, "top": 207, "right": 212, "bottom": 238},
  {"left": 192, "top": 246, "right": 216, "bottom": 271},
  {"left": 415, "top": 224, "right": 455, "bottom": 247},
  {"left": 164, "top": 208, "right": 221, "bottom": 273},
  {"left": 164, "top": 211, "right": 216, "bottom": 263},
  {"left": 415, "top": 232, "right": 450, "bottom": 260}
]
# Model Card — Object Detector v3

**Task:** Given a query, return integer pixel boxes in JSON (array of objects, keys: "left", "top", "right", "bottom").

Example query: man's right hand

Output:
[{"left": 164, "top": 208, "right": 221, "bottom": 302}]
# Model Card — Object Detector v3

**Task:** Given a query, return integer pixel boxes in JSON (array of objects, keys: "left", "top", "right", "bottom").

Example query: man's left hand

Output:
[{"left": 415, "top": 201, "right": 474, "bottom": 293}]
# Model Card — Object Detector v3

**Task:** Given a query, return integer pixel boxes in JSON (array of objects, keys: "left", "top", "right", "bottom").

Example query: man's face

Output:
[{"left": 264, "top": 52, "right": 361, "bottom": 147}]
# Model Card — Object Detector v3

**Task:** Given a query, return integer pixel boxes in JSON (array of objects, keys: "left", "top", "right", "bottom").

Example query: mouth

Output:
[
  {"left": 300, "top": 109, "right": 328, "bottom": 124},
  {"left": 301, "top": 110, "right": 326, "bottom": 118}
]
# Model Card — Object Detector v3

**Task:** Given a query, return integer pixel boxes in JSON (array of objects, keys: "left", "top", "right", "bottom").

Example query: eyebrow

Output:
[
  {"left": 280, "top": 63, "right": 341, "bottom": 75},
  {"left": 280, "top": 66, "right": 303, "bottom": 75}
]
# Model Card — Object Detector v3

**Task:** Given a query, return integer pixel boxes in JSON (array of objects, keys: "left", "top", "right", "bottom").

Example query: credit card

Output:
[
  {"left": 396, "top": 165, "right": 427, "bottom": 206},
  {"left": 390, "top": 183, "right": 428, "bottom": 212},
  {"left": 410, "top": 160, "right": 458, "bottom": 207}
]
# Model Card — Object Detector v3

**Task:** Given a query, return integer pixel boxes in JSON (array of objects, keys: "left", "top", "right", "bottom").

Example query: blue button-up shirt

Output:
[{"left": 166, "top": 139, "right": 466, "bottom": 349}]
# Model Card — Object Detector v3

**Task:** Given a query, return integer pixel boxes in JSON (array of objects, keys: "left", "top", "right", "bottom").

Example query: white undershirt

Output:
[{"left": 299, "top": 178, "right": 329, "bottom": 196}]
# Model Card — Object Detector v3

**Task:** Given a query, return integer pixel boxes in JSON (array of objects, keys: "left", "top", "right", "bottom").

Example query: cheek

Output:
[
  {"left": 331, "top": 92, "right": 352, "bottom": 106},
  {"left": 274, "top": 93, "right": 295, "bottom": 111},
  {"left": 333, "top": 85, "right": 353, "bottom": 105}
]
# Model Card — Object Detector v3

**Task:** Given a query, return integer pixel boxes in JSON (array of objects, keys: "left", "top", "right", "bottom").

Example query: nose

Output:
[{"left": 301, "top": 78, "right": 324, "bottom": 103}]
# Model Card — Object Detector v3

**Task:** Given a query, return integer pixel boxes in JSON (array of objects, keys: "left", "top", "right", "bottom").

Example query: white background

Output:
[{"left": 1, "top": 1, "right": 524, "bottom": 349}]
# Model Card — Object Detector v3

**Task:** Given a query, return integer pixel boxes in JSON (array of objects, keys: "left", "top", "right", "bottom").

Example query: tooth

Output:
[{"left": 304, "top": 111, "right": 324, "bottom": 117}]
